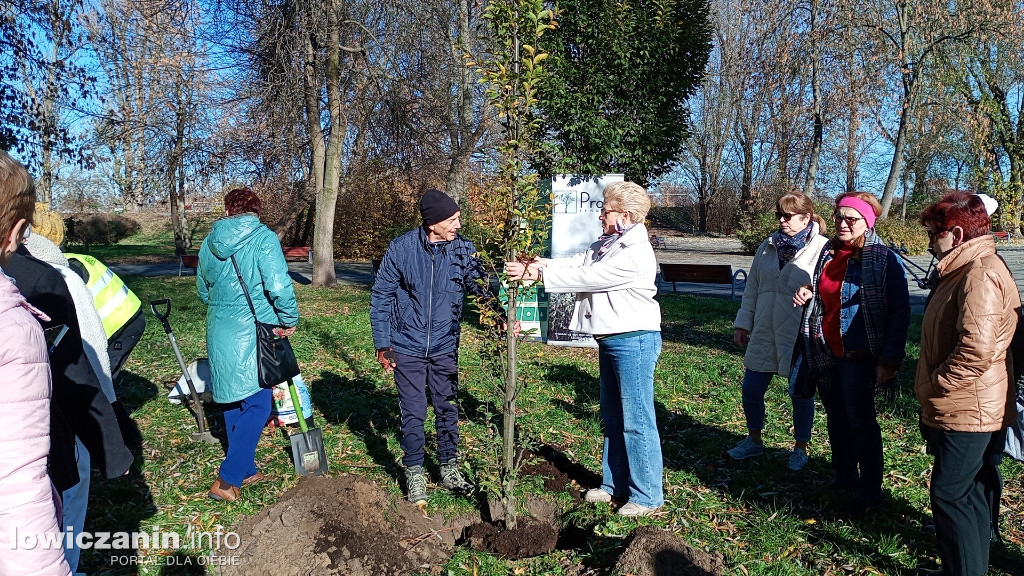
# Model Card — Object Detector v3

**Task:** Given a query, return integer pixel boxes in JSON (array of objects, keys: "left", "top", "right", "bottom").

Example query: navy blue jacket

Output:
[{"left": 370, "top": 227, "right": 491, "bottom": 358}]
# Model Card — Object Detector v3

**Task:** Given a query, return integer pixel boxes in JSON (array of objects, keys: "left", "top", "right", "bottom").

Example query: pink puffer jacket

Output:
[{"left": 0, "top": 272, "right": 71, "bottom": 576}]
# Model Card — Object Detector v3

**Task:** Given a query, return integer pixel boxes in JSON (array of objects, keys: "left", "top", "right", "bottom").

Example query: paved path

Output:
[
  {"left": 110, "top": 237, "right": 1024, "bottom": 314},
  {"left": 652, "top": 236, "right": 1024, "bottom": 313},
  {"left": 110, "top": 260, "right": 376, "bottom": 287}
]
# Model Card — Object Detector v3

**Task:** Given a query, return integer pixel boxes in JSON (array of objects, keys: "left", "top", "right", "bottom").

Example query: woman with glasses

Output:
[
  {"left": 729, "top": 192, "right": 828, "bottom": 471},
  {"left": 915, "top": 192, "right": 1018, "bottom": 576},
  {"left": 792, "top": 192, "right": 910, "bottom": 514},
  {"left": 505, "top": 181, "right": 663, "bottom": 517}
]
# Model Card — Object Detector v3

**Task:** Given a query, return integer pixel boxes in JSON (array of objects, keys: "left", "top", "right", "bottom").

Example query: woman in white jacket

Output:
[
  {"left": 729, "top": 192, "right": 828, "bottom": 471},
  {"left": 506, "top": 181, "right": 663, "bottom": 517}
]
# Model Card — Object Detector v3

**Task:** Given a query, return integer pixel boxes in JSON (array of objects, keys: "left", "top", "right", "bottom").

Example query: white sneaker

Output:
[
  {"left": 728, "top": 436, "right": 764, "bottom": 460},
  {"left": 584, "top": 488, "right": 613, "bottom": 503},
  {"left": 788, "top": 447, "right": 809, "bottom": 471},
  {"left": 618, "top": 502, "right": 660, "bottom": 517}
]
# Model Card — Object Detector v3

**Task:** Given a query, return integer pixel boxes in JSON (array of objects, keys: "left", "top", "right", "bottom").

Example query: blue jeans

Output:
[
  {"left": 741, "top": 369, "right": 815, "bottom": 442},
  {"left": 220, "top": 387, "right": 273, "bottom": 487},
  {"left": 62, "top": 437, "right": 90, "bottom": 574},
  {"left": 598, "top": 331, "right": 664, "bottom": 509},
  {"left": 817, "top": 359, "right": 883, "bottom": 500}
]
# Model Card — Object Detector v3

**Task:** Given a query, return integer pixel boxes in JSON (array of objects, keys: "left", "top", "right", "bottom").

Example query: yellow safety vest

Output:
[{"left": 65, "top": 253, "right": 143, "bottom": 339}]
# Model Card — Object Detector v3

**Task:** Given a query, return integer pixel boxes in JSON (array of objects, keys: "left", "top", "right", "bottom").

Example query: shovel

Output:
[
  {"left": 286, "top": 377, "right": 328, "bottom": 476},
  {"left": 150, "top": 299, "right": 218, "bottom": 444}
]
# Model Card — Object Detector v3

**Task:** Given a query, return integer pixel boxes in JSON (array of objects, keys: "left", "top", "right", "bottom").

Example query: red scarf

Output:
[{"left": 819, "top": 244, "right": 855, "bottom": 357}]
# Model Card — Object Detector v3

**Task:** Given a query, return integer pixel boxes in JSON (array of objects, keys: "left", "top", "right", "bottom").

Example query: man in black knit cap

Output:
[{"left": 369, "top": 189, "right": 503, "bottom": 504}]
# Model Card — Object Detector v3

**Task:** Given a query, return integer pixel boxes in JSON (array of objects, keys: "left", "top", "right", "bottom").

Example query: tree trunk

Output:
[
  {"left": 502, "top": 282, "right": 518, "bottom": 529},
  {"left": 879, "top": 97, "right": 912, "bottom": 220},
  {"left": 802, "top": 0, "right": 822, "bottom": 199},
  {"left": 169, "top": 87, "right": 191, "bottom": 254},
  {"left": 900, "top": 163, "right": 910, "bottom": 221},
  {"left": 741, "top": 139, "right": 754, "bottom": 217},
  {"left": 444, "top": 0, "right": 476, "bottom": 202},
  {"left": 310, "top": 0, "right": 346, "bottom": 287},
  {"left": 846, "top": 100, "right": 858, "bottom": 193}
]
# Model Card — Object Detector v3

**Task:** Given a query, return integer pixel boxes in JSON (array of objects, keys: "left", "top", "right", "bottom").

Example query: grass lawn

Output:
[
  {"left": 83, "top": 276, "right": 1023, "bottom": 575},
  {"left": 64, "top": 213, "right": 216, "bottom": 262}
]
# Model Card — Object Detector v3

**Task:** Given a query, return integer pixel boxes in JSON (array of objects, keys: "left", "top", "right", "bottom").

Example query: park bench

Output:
[
  {"left": 179, "top": 246, "right": 311, "bottom": 277},
  {"left": 659, "top": 263, "right": 747, "bottom": 300},
  {"left": 282, "top": 246, "right": 313, "bottom": 262},
  {"left": 178, "top": 253, "right": 199, "bottom": 277},
  {"left": 993, "top": 231, "right": 1010, "bottom": 243}
]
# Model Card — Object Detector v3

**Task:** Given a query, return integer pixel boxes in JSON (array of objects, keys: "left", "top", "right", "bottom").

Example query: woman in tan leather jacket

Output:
[{"left": 915, "top": 191, "right": 1020, "bottom": 576}]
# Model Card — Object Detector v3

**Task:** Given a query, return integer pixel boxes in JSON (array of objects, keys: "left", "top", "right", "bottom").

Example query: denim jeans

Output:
[
  {"left": 741, "top": 369, "right": 815, "bottom": 442},
  {"left": 927, "top": 428, "right": 1005, "bottom": 576},
  {"left": 220, "top": 387, "right": 273, "bottom": 487},
  {"left": 598, "top": 331, "right": 664, "bottom": 509},
  {"left": 817, "top": 358, "right": 883, "bottom": 501},
  {"left": 62, "top": 437, "right": 90, "bottom": 574}
]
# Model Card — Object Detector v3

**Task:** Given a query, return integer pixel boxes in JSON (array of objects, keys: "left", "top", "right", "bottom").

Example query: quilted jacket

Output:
[
  {"left": 197, "top": 214, "right": 299, "bottom": 404},
  {"left": 0, "top": 271, "right": 72, "bottom": 576},
  {"left": 915, "top": 235, "right": 1020, "bottom": 432}
]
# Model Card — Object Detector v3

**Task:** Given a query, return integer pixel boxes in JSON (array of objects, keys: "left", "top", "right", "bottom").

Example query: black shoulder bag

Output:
[{"left": 230, "top": 255, "right": 300, "bottom": 388}]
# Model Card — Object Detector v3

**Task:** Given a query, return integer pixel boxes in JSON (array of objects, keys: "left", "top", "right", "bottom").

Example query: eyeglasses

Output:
[
  {"left": 776, "top": 211, "right": 806, "bottom": 221},
  {"left": 600, "top": 208, "right": 623, "bottom": 216},
  {"left": 926, "top": 228, "right": 951, "bottom": 240},
  {"left": 832, "top": 213, "right": 864, "bottom": 227}
]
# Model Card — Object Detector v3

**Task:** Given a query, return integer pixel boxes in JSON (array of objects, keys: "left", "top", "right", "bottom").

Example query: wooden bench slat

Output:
[
  {"left": 658, "top": 263, "right": 746, "bottom": 300},
  {"left": 660, "top": 264, "right": 734, "bottom": 284},
  {"left": 178, "top": 254, "right": 199, "bottom": 277},
  {"left": 282, "top": 246, "right": 312, "bottom": 262}
]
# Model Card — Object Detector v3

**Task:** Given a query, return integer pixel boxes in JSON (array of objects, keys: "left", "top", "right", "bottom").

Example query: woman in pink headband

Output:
[{"left": 791, "top": 192, "right": 911, "bottom": 515}]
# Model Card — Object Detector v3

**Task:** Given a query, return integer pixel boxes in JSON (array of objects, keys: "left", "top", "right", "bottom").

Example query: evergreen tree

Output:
[{"left": 536, "top": 0, "right": 712, "bottom": 184}]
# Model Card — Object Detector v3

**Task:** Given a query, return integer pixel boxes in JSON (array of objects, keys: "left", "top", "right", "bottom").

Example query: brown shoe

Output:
[
  {"left": 242, "top": 472, "right": 267, "bottom": 487},
  {"left": 208, "top": 478, "right": 241, "bottom": 501}
]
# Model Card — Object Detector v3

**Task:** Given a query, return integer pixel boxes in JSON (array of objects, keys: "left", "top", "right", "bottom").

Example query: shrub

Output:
[
  {"left": 648, "top": 206, "right": 696, "bottom": 233},
  {"left": 875, "top": 218, "right": 929, "bottom": 255},
  {"left": 64, "top": 213, "right": 142, "bottom": 246},
  {"left": 735, "top": 212, "right": 777, "bottom": 254}
]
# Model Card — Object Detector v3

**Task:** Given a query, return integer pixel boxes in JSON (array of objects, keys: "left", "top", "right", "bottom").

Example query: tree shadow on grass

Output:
[
  {"left": 543, "top": 362, "right": 600, "bottom": 422},
  {"left": 655, "top": 395, "right": 1024, "bottom": 576},
  {"left": 80, "top": 370, "right": 160, "bottom": 576},
  {"left": 311, "top": 369, "right": 402, "bottom": 478},
  {"left": 526, "top": 358, "right": 1007, "bottom": 575}
]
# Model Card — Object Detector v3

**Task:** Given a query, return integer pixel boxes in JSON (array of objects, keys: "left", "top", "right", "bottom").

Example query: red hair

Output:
[
  {"left": 224, "top": 187, "right": 261, "bottom": 217},
  {"left": 919, "top": 191, "right": 990, "bottom": 241}
]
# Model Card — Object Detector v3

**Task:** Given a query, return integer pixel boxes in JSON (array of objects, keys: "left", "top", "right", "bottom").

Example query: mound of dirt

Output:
[
  {"left": 464, "top": 518, "right": 559, "bottom": 560},
  {"left": 220, "top": 475, "right": 457, "bottom": 576},
  {"left": 614, "top": 526, "right": 726, "bottom": 576}
]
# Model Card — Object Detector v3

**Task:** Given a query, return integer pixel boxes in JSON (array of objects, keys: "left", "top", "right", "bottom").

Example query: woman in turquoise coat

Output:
[{"left": 196, "top": 187, "right": 298, "bottom": 501}]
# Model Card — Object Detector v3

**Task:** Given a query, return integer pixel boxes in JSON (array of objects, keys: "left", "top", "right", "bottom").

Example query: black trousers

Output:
[
  {"left": 107, "top": 309, "right": 146, "bottom": 384},
  {"left": 817, "top": 358, "right": 884, "bottom": 502},
  {"left": 926, "top": 426, "right": 1005, "bottom": 576},
  {"left": 393, "top": 351, "right": 460, "bottom": 468}
]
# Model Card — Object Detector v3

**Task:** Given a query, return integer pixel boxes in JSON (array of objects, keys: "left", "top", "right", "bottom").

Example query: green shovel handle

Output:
[{"left": 286, "top": 378, "right": 309, "bottom": 434}]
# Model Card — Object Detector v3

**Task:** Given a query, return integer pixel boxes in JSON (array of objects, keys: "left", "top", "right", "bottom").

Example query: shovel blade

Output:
[{"left": 289, "top": 426, "right": 328, "bottom": 477}]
